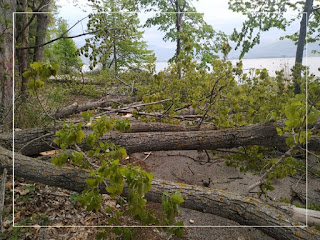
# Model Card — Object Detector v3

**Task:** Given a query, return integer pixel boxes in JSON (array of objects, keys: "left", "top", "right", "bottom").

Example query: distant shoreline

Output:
[{"left": 229, "top": 55, "right": 320, "bottom": 60}]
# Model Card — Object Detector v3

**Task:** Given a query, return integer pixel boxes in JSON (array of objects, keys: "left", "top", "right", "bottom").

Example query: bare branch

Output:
[
  {"left": 248, "top": 143, "right": 299, "bottom": 192},
  {"left": 16, "top": 30, "right": 100, "bottom": 50},
  {"left": 180, "top": 0, "right": 187, "bottom": 12}
]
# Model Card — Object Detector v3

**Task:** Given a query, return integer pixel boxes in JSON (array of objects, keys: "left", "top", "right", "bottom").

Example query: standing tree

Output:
[
  {"left": 33, "top": 0, "right": 51, "bottom": 62},
  {"left": 0, "top": 0, "right": 16, "bottom": 131},
  {"left": 80, "top": 0, "right": 155, "bottom": 75},
  {"left": 228, "top": 0, "right": 320, "bottom": 93},
  {"left": 50, "top": 19, "right": 83, "bottom": 74},
  {"left": 138, "top": 0, "right": 228, "bottom": 77},
  {"left": 15, "top": 0, "right": 53, "bottom": 96}
]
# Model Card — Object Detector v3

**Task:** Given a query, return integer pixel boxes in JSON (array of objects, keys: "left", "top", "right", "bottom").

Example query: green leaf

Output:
[
  {"left": 146, "top": 172, "right": 153, "bottom": 182},
  {"left": 85, "top": 178, "right": 97, "bottom": 188},
  {"left": 171, "top": 192, "right": 184, "bottom": 204},
  {"left": 30, "top": 62, "right": 43, "bottom": 71},
  {"left": 50, "top": 63, "right": 60, "bottom": 76},
  {"left": 75, "top": 130, "right": 85, "bottom": 143},
  {"left": 22, "top": 71, "right": 36, "bottom": 79},
  {"left": 276, "top": 127, "right": 283, "bottom": 136}
]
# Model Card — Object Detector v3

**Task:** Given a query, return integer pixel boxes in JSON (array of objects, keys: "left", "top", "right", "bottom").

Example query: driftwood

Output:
[
  {"left": 1, "top": 121, "right": 319, "bottom": 156},
  {"left": 55, "top": 96, "right": 136, "bottom": 119},
  {"left": 0, "top": 147, "right": 319, "bottom": 240}
]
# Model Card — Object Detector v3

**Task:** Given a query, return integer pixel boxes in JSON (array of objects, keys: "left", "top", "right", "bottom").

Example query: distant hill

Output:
[
  {"left": 148, "top": 40, "right": 319, "bottom": 62},
  {"left": 79, "top": 39, "right": 319, "bottom": 64},
  {"left": 228, "top": 39, "right": 320, "bottom": 60}
]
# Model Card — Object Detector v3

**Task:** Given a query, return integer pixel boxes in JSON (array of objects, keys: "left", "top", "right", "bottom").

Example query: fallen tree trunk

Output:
[
  {"left": 0, "top": 122, "right": 215, "bottom": 155},
  {"left": 0, "top": 147, "right": 319, "bottom": 240},
  {"left": 55, "top": 96, "right": 136, "bottom": 119},
  {"left": 2, "top": 121, "right": 319, "bottom": 156},
  {"left": 48, "top": 78, "right": 106, "bottom": 86}
]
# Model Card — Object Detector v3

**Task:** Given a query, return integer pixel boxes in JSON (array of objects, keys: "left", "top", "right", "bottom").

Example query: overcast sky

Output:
[{"left": 55, "top": 0, "right": 301, "bottom": 59}]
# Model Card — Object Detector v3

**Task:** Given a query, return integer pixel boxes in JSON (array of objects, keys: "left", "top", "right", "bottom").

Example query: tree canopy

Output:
[
  {"left": 138, "top": 0, "right": 229, "bottom": 73},
  {"left": 50, "top": 19, "right": 83, "bottom": 73},
  {"left": 79, "top": 0, "right": 156, "bottom": 74},
  {"left": 228, "top": 0, "right": 320, "bottom": 60}
]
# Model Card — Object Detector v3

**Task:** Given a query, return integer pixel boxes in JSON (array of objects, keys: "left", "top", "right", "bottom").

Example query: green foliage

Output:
[
  {"left": 50, "top": 19, "right": 83, "bottom": 73},
  {"left": 51, "top": 110, "right": 184, "bottom": 235},
  {"left": 139, "top": 0, "right": 228, "bottom": 69},
  {"left": 137, "top": 58, "right": 293, "bottom": 127},
  {"left": 278, "top": 78, "right": 320, "bottom": 147},
  {"left": 225, "top": 146, "right": 271, "bottom": 172},
  {"left": 80, "top": 0, "right": 155, "bottom": 74},
  {"left": 228, "top": 0, "right": 320, "bottom": 59},
  {"left": 160, "top": 191, "right": 184, "bottom": 237},
  {"left": 53, "top": 122, "right": 85, "bottom": 150},
  {"left": 23, "top": 62, "right": 60, "bottom": 94}
]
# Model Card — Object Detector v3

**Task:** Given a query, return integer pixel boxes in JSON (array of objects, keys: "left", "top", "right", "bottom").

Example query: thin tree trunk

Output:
[
  {"left": 18, "top": 0, "right": 30, "bottom": 97},
  {"left": 114, "top": 42, "right": 117, "bottom": 75},
  {"left": 33, "top": 0, "right": 50, "bottom": 62},
  {"left": 0, "top": 147, "right": 319, "bottom": 240},
  {"left": 112, "top": 10, "right": 118, "bottom": 75},
  {"left": 0, "top": 0, "right": 16, "bottom": 131},
  {"left": 175, "top": 0, "right": 182, "bottom": 79},
  {"left": 293, "top": 0, "right": 314, "bottom": 94}
]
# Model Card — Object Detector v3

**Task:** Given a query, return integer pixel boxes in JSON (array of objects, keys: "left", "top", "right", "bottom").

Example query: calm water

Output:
[{"left": 155, "top": 57, "right": 320, "bottom": 77}]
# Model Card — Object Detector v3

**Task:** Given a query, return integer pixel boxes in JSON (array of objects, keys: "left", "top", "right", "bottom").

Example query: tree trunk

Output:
[
  {"left": 0, "top": 0, "right": 16, "bottom": 131},
  {"left": 113, "top": 41, "right": 117, "bottom": 75},
  {"left": 2, "top": 120, "right": 319, "bottom": 156},
  {"left": 175, "top": 0, "right": 182, "bottom": 79},
  {"left": 18, "top": 0, "right": 30, "bottom": 96},
  {"left": 33, "top": 0, "right": 50, "bottom": 62},
  {"left": 0, "top": 147, "right": 319, "bottom": 240},
  {"left": 48, "top": 77, "right": 106, "bottom": 86},
  {"left": 54, "top": 96, "right": 136, "bottom": 119},
  {"left": 293, "top": 0, "right": 314, "bottom": 94}
]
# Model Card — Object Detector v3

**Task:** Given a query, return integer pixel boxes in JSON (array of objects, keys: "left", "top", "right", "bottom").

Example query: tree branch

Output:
[
  {"left": 248, "top": 143, "right": 299, "bottom": 192},
  {"left": 180, "top": 0, "right": 187, "bottom": 12},
  {"left": 16, "top": 30, "right": 100, "bottom": 50},
  {"left": 17, "top": 0, "right": 52, "bottom": 37}
]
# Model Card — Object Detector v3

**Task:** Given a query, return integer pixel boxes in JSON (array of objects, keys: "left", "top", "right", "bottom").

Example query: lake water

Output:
[
  {"left": 82, "top": 57, "right": 320, "bottom": 77},
  {"left": 155, "top": 57, "right": 320, "bottom": 77}
]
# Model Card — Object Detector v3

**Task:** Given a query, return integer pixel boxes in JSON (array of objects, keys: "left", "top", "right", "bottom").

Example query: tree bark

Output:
[
  {"left": 293, "top": 0, "right": 314, "bottom": 94},
  {"left": 18, "top": 0, "right": 30, "bottom": 96},
  {"left": 0, "top": 147, "right": 319, "bottom": 240},
  {"left": 54, "top": 96, "right": 136, "bottom": 119},
  {"left": 0, "top": 0, "right": 16, "bottom": 131},
  {"left": 33, "top": 0, "right": 51, "bottom": 62},
  {"left": 174, "top": 0, "right": 185, "bottom": 79},
  {"left": 2, "top": 120, "right": 319, "bottom": 156}
]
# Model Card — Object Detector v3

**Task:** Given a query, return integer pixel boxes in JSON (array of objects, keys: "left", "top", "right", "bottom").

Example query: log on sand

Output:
[
  {"left": 0, "top": 147, "right": 319, "bottom": 240},
  {"left": 0, "top": 122, "right": 214, "bottom": 155},
  {"left": 1, "top": 122, "right": 319, "bottom": 156}
]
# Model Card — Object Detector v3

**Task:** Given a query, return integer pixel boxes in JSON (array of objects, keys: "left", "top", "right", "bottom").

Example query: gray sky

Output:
[{"left": 55, "top": 0, "right": 301, "bottom": 60}]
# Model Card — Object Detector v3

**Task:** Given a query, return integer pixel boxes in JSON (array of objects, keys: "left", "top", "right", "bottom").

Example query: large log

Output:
[
  {"left": 0, "top": 147, "right": 319, "bottom": 240},
  {"left": 0, "top": 122, "right": 214, "bottom": 155},
  {"left": 1, "top": 122, "right": 319, "bottom": 156}
]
